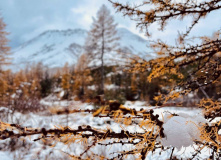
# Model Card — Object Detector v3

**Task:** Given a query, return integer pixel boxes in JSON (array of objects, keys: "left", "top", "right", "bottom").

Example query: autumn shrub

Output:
[{"left": 8, "top": 97, "right": 46, "bottom": 113}]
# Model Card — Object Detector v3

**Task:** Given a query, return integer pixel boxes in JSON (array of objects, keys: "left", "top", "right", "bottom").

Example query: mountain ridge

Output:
[{"left": 10, "top": 27, "right": 154, "bottom": 71}]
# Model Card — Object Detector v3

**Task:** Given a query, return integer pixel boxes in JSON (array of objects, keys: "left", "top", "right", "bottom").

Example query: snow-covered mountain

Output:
[{"left": 10, "top": 28, "right": 155, "bottom": 70}]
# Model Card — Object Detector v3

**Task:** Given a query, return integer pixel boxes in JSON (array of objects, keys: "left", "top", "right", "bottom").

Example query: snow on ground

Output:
[
  {"left": 105, "top": 84, "right": 119, "bottom": 90},
  {"left": 124, "top": 100, "right": 202, "bottom": 117},
  {"left": 159, "top": 113, "right": 207, "bottom": 150},
  {"left": 0, "top": 151, "right": 13, "bottom": 160},
  {"left": 0, "top": 99, "right": 213, "bottom": 160}
]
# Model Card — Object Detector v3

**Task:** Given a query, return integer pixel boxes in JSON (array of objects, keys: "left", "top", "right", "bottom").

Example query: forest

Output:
[{"left": 0, "top": 0, "right": 221, "bottom": 159}]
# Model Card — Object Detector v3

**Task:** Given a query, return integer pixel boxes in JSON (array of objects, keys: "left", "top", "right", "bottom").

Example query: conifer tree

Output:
[
  {"left": 85, "top": 4, "right": 119, "bottom": 94},
  {"left": 109, "top": 0, "right": 221, "bottom": 102},
  {"left": 73, "top": 54, "right": 92, "bottom": 99},
  {"left": 0, "top": 17, "right": 10, "bottom": 70},
  {"left": 61, "top": 63, "right": 71, "bottom": 99},
  {"left": 0, "top": 16, "right": 10, "bottom": 101}
]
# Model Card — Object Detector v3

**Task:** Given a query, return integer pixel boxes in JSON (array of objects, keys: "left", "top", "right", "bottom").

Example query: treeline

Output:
[
  {"left": 1, "top": 57, "right": 219, "bottom": 108},
  {"left": 0, "top": 62, "right": 166, "bottom": 104}
]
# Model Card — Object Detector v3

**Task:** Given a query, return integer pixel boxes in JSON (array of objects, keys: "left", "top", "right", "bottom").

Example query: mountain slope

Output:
[{"left": 11, "top": 28, "right": 154, "bottom": 70}]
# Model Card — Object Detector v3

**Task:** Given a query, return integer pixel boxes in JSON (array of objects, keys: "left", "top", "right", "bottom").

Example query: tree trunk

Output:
[{"left": 100, "top": 28, "right": 105, "bottom": 94}]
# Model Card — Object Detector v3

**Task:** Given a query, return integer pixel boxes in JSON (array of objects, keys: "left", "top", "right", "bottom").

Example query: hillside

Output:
[{"left": 10, "top": 28, "right": 154, "bottom": 70}]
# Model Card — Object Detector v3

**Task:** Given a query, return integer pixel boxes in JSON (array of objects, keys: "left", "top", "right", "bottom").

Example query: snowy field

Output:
[{"left": 0, "top": 99, "right": 214, "bottom": 160}]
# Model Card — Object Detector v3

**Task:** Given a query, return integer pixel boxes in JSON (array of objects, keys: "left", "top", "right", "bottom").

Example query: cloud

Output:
[
  {"left": 0, "top": 0, "right": 89, "bottom": 47},
  {"left": 0, "top": 0, "right": 147, "bottom": 48},
  {"left": 1, "top": 0, "right": 220, "bottom": 49}
]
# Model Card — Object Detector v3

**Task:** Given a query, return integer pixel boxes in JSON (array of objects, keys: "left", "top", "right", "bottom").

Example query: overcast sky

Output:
[
  {"left": 0, "top": 0, "right": 142, "bottom": 48},
  {"left": 0, "top": 0, "right": 221, "bottom": 49}
]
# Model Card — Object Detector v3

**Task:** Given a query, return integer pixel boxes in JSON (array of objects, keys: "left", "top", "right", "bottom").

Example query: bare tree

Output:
[{"left": 85, "top": 4, "right": 119, "bottom": 94}]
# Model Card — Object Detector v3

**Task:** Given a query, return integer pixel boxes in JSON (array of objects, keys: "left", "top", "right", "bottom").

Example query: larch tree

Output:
[
  {"left": 85, "top": 4, "right": 119, "bottom": 94},
  {"left": 73, "top": 53, "right": 92, "bottom": 99},
  {"left": 109, "top": 0, "right": 221, "bottom": 102},
  {"left": 109, "top": 0, "right": 221, "bottom": 158},
  {"left": 0, "top": 16, "right": 10, "bottom": 101},
  {"left": 0, "top": 17, "right": 10, "bottom": 70},
  {"left": 61, "top": 63, "right": 71, "bottom": 99}
]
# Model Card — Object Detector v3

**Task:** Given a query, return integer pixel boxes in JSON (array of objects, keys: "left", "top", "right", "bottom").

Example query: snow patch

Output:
[{"left": 160, "top": 113, "right": 207, "bottom": 150}]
